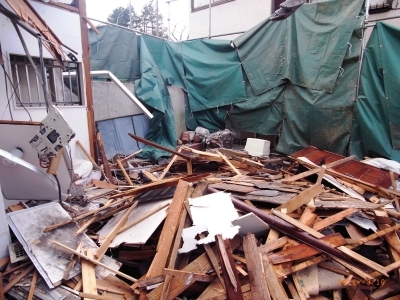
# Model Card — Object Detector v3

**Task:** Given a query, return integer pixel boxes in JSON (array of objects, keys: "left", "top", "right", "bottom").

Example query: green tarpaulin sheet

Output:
[{"left": 350, "top": 22, "right": 400, "bottom": 161}]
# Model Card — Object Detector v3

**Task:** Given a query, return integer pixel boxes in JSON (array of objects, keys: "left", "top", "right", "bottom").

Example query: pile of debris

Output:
[{"left": 2, "top": 139, "right": 400, "bottom": 300}]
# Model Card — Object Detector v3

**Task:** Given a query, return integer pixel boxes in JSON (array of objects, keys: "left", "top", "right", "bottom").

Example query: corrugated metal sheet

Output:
[{"left": 97, "top": 114, "right": 149, "bottom": 159}]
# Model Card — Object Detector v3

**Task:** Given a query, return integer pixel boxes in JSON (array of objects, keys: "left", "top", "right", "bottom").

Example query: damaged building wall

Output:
[{"left": 0, "top": 0, "right": 91, "bottom": 195}]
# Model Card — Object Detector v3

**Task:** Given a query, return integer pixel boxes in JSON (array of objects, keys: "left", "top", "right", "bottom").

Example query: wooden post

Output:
[{"left": 77, "top": 0, "right": 97, "bottom": 160}]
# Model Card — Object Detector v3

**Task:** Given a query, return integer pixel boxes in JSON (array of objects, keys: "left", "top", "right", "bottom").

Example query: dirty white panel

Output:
[
  {"left": 0, "top": 149, "right": 59, "bottom": 200},
  {"left": 189, "top": 191, "right": 240, "bottom": 244},
  {"left": 232, "top": 212, "right": 270, "bottom": 237},
  {"left": 7, "top": 202, "right": 120, "bottom": 288},
  {"left": 97, "top": 199, "right": 172, "bottom": 247}
]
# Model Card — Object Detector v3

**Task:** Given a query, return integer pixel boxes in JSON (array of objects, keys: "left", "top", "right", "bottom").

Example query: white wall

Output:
[
  {"left": 189, "top": 0, "right": 271, "bottom": 39},
  {"left": 0, "top": 1, "right": 91, "bottom": 196}
]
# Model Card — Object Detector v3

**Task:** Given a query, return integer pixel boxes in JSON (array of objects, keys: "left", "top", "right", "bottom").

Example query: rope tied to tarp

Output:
[
  {"left": 338, "top": 67, "right": 344, "bottom": 77},
  {"left": 347, "top": 42, "right": 352, "bottom": 56}
]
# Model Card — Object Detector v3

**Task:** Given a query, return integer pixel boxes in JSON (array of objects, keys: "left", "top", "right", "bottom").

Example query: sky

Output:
[{"left": 85, "top": 0, "right": 190, "bottom": 40}]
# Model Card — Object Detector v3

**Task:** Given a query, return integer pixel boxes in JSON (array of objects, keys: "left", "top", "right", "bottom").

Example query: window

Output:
[
  {"left": 191, "top": 0, "right": 235, "bottom": 12},
  {"left": 9, "top": 54, "right": 82, "bottom": 107}
]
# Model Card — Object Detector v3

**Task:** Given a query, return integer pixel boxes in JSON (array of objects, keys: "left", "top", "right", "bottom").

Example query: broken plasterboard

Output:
[
  {"left": 97, "top": 199, "right": 172, "bottom": 247},
  {"left": 178, "top": 192, "right": 240, "bottom": 253},
  {"left": 232, "top": 212, "right": 270, "bottom": 237},
  {"left": 7, "top": 202, "right": 120, "bottom": 288}
]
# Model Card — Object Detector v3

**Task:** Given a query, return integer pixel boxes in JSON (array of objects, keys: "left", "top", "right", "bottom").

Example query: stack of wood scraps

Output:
[{"left": 2, "top": 142, "right": 400, "bottom": 300}]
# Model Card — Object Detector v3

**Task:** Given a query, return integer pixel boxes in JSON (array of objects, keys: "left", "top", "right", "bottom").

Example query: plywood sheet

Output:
[
  {"left": 97, "top": 199, "right": 172, "bottom": 247},
  {"left": 7, "top": 202, "right": 120, "bottom": 288}
]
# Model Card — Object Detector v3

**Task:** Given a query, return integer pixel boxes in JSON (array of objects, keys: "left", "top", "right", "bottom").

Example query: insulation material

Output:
[{"left": 179, "top": 192, "right": 239, "bottom": 254}]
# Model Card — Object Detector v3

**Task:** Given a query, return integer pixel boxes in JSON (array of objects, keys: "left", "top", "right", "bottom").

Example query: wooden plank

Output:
[
  {"left": 216, "top": 235, "right": 244, "bottom": 300},
  {"left": 262, "top": 254, "right": 289, "bottom": 300},
  {"left": 272, "top": 209, "right": 389, "bottom": 277},
  {"left": 276, "top": 184, "right": 324, "bottom": 214},
  {"left": 95, "top": 201, "right": 138, "bottom": 259},
  {"left": 1, "top": 261, "right": 31, "bottom": 276},
  {"left": 210, "top": 182, "right": 257, "bottom": 194},
  {"left": 278, "top": 255, "right": 328, "bottom": 277},
  {"left": 82, "top": 248, "right": 97, "bottom": 300},
  {"left": 25, "top": 270, "right": 37, "bottom": 299},
  {"left": 146, "top": 180, "right": 191, "bottom": 278},
  {"left": 162, "top": 268, "right": 215, "bottom": 282},
  {"left": 201, "top": 233, "right": 224, "bottom": 287},
  {"left": 347, "top": 224, "right": 400, "bottom": 249},
  {"left": 158, "top": 152, "right": 180, "bottom": 180},
  {"left": 129, "top": 133, "right": 191, "bottom": 160},
  {"left": 259, "top": 236, "right": 289, "bottom": 253},
  {"left": 116, "top": 159, "right": 134, "bottom": 186},
  {"left": 76, "top": 140, "right": 101, "bottom": 169},
  {"left": 282, "top": 155, "right": 356, "bottom": 183},
  {"left": 332, "top": 290, "right": 342, "bottom": 300},
  {"left": 146, "top": 236, "right": 242, "bottom": 300},
  {"left": 47, "top": 147, "right": 64, "bottom": 175},
  {"left": 52, "top": 240, "right": 137, "bottom": 282},
  {"left": 91, "top": 179, "right": 118, "bottom": 189},
  {"left": 137, "top": 275, "right": 166, "bottom": 288},
  {"left": 3, "top": 264, "right": 35, "bottom": 293},
  {"left": 79, "top": 292, "right": 115, "bottom": 300},
  {"left": 97, "top": 132, "right": 115, "bottom": 183},
  {"left": 374, "top": 210, "right": 400, "bottom": 282},
  {"left": 243, "top": 233, "right": 271, "bottom": 300},
  {"left": 160, "top": 207, "right": 189, "bottom": 300},
  {"left": 286, "top": 278, "right": 301, "bottom": 300},
  {"left": 216, "top": 150, "right": 242, "bottom": 175},
  {"left": 292, "top": 273, "right": 309, "bottom": 300},
  {"left": 0, "top": 257, "right": 9, "bottom": 270},
  {"left": 109, "top": 149, "right": 143, "bottom": 169},
  {"left": 299, "top": 207, "right": 317, "bottom": 227},
  {"left": 63, "top": 241, "right": 83, "bottom": 280},
  {"left": 96, "top": 277, "right": 135, "bottom": 295},
  {"left": 142, "top": 170, "right": 159, "bottom": 182},
  {"left": 269, "top": 233, "right": 347, "bottom": 264},
  {"left": 312, "top": 207, "right": 359, "bottom": 231},
  {"left": 369, "top": 280, "right": 400, "bottom": 300}
]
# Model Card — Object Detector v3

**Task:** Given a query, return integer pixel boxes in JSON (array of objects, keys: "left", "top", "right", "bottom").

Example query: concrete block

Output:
[{"left": 245, "top": 138, "right": 270, "bottom": 157}]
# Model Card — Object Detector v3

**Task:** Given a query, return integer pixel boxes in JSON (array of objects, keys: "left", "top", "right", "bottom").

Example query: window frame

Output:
[
  {"left": 191, "top": 0, "right": 235, "bottom": 12},
  {"left": 9, "top": 54, "right": 83, "bottom": 108}
]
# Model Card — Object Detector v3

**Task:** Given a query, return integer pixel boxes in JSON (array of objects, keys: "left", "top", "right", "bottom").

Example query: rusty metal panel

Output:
[{"left": 291, "top": 146, "right": 396, "bottom": 189}]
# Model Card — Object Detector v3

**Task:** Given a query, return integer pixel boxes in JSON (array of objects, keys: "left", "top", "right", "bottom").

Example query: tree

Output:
[{"left": 107, "top": 1, "right": 167, "bottom": 38}]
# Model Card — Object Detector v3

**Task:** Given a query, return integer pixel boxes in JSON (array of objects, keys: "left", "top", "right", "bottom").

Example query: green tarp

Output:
[
  {"left": 350, "top": 22, "right": 400, "bottom": 160},
  {"left": 91, "top": 0, "right": 400, "bottom": 161}
]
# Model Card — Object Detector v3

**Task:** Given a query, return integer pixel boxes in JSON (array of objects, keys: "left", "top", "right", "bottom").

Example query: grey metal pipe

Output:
[{"left": 207, "top": 186, "right": 352, "bottom": 263}]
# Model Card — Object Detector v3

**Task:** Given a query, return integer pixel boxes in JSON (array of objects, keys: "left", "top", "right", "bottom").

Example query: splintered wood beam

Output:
[
  {"left": 312, "top": 207, "right": 359, "bottom": 231},
  {"left": 262, "top": 254, "right": 289, "bottom": 299},
  {"left": 128, "top": 133, "right": 191, "bottom": 160},
  {"left": 79, "top": 293, "right": 115, "bottom": 300},
  {"left": 95, "top": 201, "right": 138, "bottom": 260},
  {"left": 52, "top": 240, "right": 137, "bottom": 282},
  {"left": 282, "top": 155, "right": 356, "bottom": 183},
  {"left": 145, "top": 180, "right": 191, "bottom": 278},
  {"left": 348, "top": 224, "right": 400, "bottom": 249},
  {"left": 158, "top": 150, "right": 181, "bottom": 180},
  {"left": 272, "top": 209, "right": 388, "bottom": 278},
  {"left": 276, "top": 184, "right": 325, "bottom": 214},
  {"left": 82, "top": 248, "right": 97, "bottom": 300},
  {"left": 116, "top": 159, "right": 134, "bottom": 186},
  {"left": 143, "top": 170, "right": 159, "bottom": 182},
  {"left": 201, "top": 233, "right": 224, "bottom": 288},
  {"left": 216, "top": 235, "right": 244, "bottom": 300},
  {"left": 292, "top": 272, "right": 309, "bottom": 300},
  {"left": 76, "top": 140, "right": 101, "bottom": 169},
  {"left": 243, "top": 234, "right": 271, "bottom": 300},
  {"left": 216, "top": 150, "right": 242, "bottom": 175}
]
